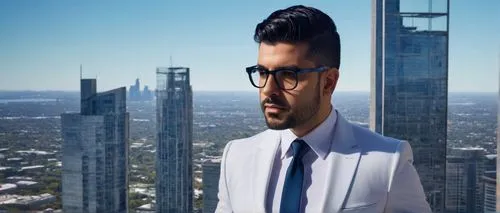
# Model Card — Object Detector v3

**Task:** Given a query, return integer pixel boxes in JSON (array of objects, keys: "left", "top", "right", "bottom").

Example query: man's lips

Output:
[
  {"left": 264, "top": 104, "right": 286, "bottom": 109},
  {"left": 264, "top": 104, "right": 287, "bottom": 113}
]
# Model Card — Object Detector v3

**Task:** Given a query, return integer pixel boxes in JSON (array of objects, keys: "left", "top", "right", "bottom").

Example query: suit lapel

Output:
[
  {"left": 319, "top": 112, "right": 361, "bottom": 212},
  {"left": 253, "top": 130, "right": 281, "bottom": 212}
]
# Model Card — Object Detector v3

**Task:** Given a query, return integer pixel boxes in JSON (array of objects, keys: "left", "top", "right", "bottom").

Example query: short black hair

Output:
[{"left": 254, "top": 5, "right": 341, "bottom": 69}]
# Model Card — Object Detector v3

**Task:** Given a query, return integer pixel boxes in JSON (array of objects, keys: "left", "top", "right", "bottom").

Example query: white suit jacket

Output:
[{"left": 215, "top": 111, "right": 432, "bottom": 213}]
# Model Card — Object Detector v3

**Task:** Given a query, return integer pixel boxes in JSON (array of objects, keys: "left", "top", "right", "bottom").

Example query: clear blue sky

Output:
[{"left": 0, "top": 0, "right": 499, "bottom": 92}]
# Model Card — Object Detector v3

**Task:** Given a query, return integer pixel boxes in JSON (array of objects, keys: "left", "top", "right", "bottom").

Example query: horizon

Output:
[{"left": 0, "top": 89, "right": 497, "bottom": 94}]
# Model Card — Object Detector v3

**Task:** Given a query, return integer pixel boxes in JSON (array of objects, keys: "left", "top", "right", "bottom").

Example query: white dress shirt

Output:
[{"left": 266, "top": 107, "right": 337, "bottom": 213}]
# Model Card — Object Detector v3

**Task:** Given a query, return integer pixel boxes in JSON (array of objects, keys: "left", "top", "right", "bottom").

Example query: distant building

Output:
[
  {"left": 483, "top": 171, "right": 496, "bottom": 213},
  {"left": 202, "top": 158, "right": 221, "bottom": 213},
  {"left": 0, "top": 184, "right": 17, "bottom": 195},
  {"left": 370, "top": 0, "right": 449, "bottom": 211},
  {"left": 446, "top": 147, "right": 486, "bottom": 213},
  {"left": 135, "top": 203, "right": 155, "bottom": 213},
  {"left": 155, "top": 67, "right": 193, "bottom": 213},
  {"left": 15, "top": 181, "right": 38, "bottom": 189},
  {"left": 61, "top": 78, "right": 129, "bottom": 213},
  {"left": 0, "top": 193, "right": 56, "bottom": 211},
  {"left": 143, "top": 86, "right": 154, "bottom": 101},
  {"left": 5, "top": 176, "right": 33, "bottom": 183},
  {"left": 19, "top": 165, "right": 45, "bottom": 172},
  {"left": 129, "top": 78, "right": 154, "bottom": 102},
  {"left": 129, "top": 78, "right": 141, "bottom": 101}
]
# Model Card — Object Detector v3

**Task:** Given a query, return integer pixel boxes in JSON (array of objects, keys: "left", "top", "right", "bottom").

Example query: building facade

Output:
[
  {"left": 61, "top": 78, "right": 129, "bottom": 213},
  {"left": 483, "top": 171, "right": 496, "bottom": 213},
  {"left": 370, "top": 0, "right": 450, "bottom": 212},
  {"left": 202, "top": 158, "right": 221, "bottom": 213},
  {"left": 155, "top": 67, "right": 193, "bottom": 213},
  {"left": 445, "top": 147, "right": 485, "bottom": 213}
]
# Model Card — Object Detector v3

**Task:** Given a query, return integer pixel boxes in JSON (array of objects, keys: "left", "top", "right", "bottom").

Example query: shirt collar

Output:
[{"left": 280, "top": 106, "right": 337, "bottom": 160}]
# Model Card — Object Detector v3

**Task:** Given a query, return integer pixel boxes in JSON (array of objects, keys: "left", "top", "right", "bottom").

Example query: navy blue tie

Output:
[{"left": 280, "top": 139, "right": 309, "bottom": 213}]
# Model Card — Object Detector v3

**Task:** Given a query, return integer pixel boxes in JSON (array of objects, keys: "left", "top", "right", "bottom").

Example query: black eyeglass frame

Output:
[{"left": 245, "top": 65, "right": 329, "bottom": 90}]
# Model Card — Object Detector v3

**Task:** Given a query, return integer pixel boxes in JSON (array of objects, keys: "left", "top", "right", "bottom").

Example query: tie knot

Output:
[{"left": 291, "top": 139, "right": 309, "bottom": 159}]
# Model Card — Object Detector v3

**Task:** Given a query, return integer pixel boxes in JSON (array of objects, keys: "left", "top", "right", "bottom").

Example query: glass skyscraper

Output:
[
  {"left": 61, "top": 78, "right": 129, "bottom": 213},
  {"left": 445, "top": 148, "right": 486, "bottom": 213},
  {"left": 155, "top": 67, "right": 193, "bottom": 213},
  {"left": 370, "top": 0, "right": 449, "bottom": 212},
  {"left": 202, "top": 158, "right": 221, "bottom": 213}
]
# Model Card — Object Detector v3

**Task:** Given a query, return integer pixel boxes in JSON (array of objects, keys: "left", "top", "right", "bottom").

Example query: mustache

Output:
[{"left": 261, "top": 96, "right": 288, "bottom": 108}]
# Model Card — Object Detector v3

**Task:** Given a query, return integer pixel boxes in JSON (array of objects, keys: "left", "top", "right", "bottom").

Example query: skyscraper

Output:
[
  {"left": 61, "top": 78, "right": 129, "bottom": 213},
  {"left": 129, "top": 78, "right": 141, "bottom": 101},
  {"left": 202, "top": 158, "right": 221, "bottom": 213},
  {"left": 370, "top": 0, "right": 449, "bottom": 212},
  {"left": 445, "top": 147, "right": 485, "bottom": 213},
  {"left": 155, "top": 67, "right": 193, "bottom": 213},
  {"left": 129, "top": 78, "right": 154, "bottom": 102},
  {"left": 483, "top": 154, "right": 496, "bottom": 213}
]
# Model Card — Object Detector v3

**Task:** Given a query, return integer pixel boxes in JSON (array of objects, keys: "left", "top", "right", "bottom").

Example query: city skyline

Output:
[{"left": 0, "top": 1, "right": 499, "bottom": 92}]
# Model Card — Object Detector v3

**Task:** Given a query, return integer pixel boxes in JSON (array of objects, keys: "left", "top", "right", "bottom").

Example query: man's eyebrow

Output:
[{"left": 256, "top": 64, "right": 300, "bottom": 71}]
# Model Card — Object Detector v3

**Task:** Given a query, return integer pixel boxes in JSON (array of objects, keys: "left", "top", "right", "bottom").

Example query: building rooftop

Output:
[
  {"left": 203, "top": 158, "right": 222, "bottom": 164},
  {"left": 0, "top": 167, "right": 12, "bottom": 171},
  {"left": 16, "top": 181, "right": 38, "bottom": 186},
  {"left": 0, "top": 193, "right": 55, "bottom": 205},
  {"left": 137, "top": 203, "right": 155, "bottom": 210},
  {"left": 19, "top": 165, "right": 45, "bottom": 171},
  {"left": 16, "top": 149, "right": 54, "bottom": 155},
  {"left": 484, "top": 171, "right": 496, "bottom": 180},
  {"left": 485, "top": 154, "right": 496, "bottom": 160},
  {"left": 6, "top": 176, "right": 33, "bottom": 181},
  {"left": 202, "top": 156, "right": 222, "bottom": 164},
  {"left": 452, "top": 147, "right": 486, "bottom": 151},
  {"left": 0, "top": 184, "right": 17, "bottom": 192}
]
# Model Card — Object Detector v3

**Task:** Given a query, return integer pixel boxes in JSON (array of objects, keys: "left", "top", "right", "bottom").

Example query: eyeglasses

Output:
[{"left": 246, "top": 65, "right": 329, "bottom": 90}]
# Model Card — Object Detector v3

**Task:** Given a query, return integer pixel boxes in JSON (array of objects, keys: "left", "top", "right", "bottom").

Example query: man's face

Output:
[{"left": 257, "top": 42, "right": 322, "bottom": 130}]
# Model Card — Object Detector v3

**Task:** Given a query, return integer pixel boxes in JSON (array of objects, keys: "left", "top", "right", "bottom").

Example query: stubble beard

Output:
[{"left": 261, "top": 85, "right": 321, "bottom": 130}]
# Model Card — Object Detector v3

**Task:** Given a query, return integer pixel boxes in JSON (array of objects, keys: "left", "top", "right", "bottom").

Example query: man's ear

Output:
[{"left": 323, "top": 68, "right": 339, "bottom": 96}]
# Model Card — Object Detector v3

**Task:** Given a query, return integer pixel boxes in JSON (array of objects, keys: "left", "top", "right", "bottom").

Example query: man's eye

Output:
[{"left": 279, "top": 71, "right": 295, "bottom": 78}]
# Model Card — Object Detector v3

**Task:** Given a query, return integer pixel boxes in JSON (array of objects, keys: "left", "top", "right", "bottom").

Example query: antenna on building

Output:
[
  {"left": 80, "top": 64, "right": 83, "bottom": 79},
  {"left": 170, "top": 56, "right": 173, "bottom": 67}
]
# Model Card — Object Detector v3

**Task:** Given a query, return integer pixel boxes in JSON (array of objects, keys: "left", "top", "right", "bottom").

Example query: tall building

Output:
[
  {"left": 61, "top": 78, "right": 129, "bottom": 213},
  {"left": 143, "top": 85, "right": 154, "bottom": 101},
  {"left": 483, "top": 171, "right": 496, "bottom": 213},
  {"left": 483, "top": 154, "right": 496, "bottom": 213},
  {"left": 129, "top": 78, "right": 154, "bottom": 102},
  {"left": 445, "top": 147, "right": 485, "bottom": 213},
  {"left": 129, "top": 78, "right": 141, "bottom": 101},
  {"left": 369, "top": 0, "right": 449, "bottom": 211},
  {"left": 202, "top": 158, "right": 221, "bottom": 213},
  {"left": 155, "top": 67, "right": 193, "bottom": 213}
]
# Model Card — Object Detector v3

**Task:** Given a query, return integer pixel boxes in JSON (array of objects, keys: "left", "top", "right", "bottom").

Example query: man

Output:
[{"left": 215, "top": 5, "right": 431, "bottom": 213}]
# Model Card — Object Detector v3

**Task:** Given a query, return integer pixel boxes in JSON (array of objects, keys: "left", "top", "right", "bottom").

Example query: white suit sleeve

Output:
[
  {"left": 385, "top": 141, "right": 432, "bottom": 213},
  {"left": 215, "top": 141, "right": 233, "bottom": 213}
]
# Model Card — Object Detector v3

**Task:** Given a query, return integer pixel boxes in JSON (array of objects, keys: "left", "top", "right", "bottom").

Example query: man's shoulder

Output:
[
  {"left": 222, "top": 129, "right": 278, "bottom": 153},
  {"left": 349, "top": 123, "right": 408, "bottom": 154},
  {"left": 225, "top": 129, "right": 277, "bottom": 147}
]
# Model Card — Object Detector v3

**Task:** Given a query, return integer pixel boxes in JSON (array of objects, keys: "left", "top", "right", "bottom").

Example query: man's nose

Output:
[{"left": 261, "top": 74, "right": 280, "bottom": 96}]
